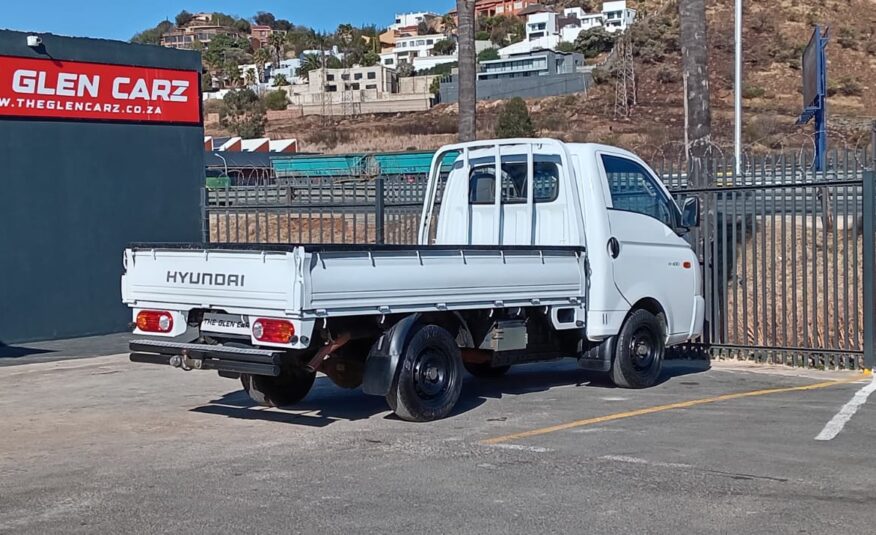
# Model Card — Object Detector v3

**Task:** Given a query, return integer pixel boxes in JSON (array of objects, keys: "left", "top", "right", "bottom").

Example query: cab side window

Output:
[{"left": 601, "top": 155, "right": 676, "bottom": 228}]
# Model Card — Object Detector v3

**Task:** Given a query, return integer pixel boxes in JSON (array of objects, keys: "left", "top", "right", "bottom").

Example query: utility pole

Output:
[
  {"left": 457, "top": 0, "right": 477, "bottom": 142},
  {"left": 734, "top": 0, "right": 742, "bottom": 177}
]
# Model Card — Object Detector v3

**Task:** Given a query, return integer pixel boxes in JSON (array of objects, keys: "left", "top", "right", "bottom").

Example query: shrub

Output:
[
  {"left": 656, "top": 66, "right": 679, "bottom": 84},
  {"left": 477, "top": 47, "right": 500, "bottom": 62},
  {"left": 742, "top": 85, "right": 766, "bottom": 99},
  {"left": 749, "top": 12, "right": 775, "bottom": 34},
  {"left": 836, "top": 76, "right": 863, "bottom": 97},
  {"left": 263, "top": 89, "right": 288, "bottom": 111},
  {"left": 591, "top": 66, "right": 611, "bottom": 85},
  {"left": 495, "top": 97, "right": 535, "bottom": 138},
  {"left": 837, "top": 27, "right": 858, "bottom": 50},
  {"left": 556, "top": 41, "right": 577, "bottom": 53}
]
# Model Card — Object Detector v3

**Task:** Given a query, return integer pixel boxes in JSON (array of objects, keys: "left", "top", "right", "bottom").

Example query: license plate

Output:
[{"left": 201, "top": 313, "right": 251, "bottom": 336}]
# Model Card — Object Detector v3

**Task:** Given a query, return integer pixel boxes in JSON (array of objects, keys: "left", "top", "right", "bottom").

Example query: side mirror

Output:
[{"left": 681, "top": 196, "right": 700, "bottom": 228}]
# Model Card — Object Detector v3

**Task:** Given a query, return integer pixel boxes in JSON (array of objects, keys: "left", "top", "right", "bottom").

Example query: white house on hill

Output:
[{"left": 498, "top": 1, "right": 636, "bottom": 58}]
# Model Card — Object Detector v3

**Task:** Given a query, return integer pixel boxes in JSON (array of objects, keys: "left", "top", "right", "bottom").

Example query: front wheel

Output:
[
  {"left": 387, "top": 324, "right": 463, "bottom": 422},
  {"left": 241, "top": 366, "right": 316, "bottom": 407},
  {"left": 611, "top": 309, "right": 664, "bottom": 389}
]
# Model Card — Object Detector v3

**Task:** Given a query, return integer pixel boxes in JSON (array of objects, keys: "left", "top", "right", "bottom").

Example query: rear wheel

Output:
[
  {"left": 464, "top": 361, "right": 511, "bottom": 378},
  {"left": 611, "top": 309, "right": 664, "bottom": 389},
  {"left": 387, "top": 324, "right": 463, "bottom": 422},
  {"left": 241, "top": 366, "right": 316, "bottom": 407}
]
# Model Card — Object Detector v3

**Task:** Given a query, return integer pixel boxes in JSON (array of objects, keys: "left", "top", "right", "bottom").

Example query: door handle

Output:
[{"left": 607, "top": 237, "right": 620, "bottom": 259}]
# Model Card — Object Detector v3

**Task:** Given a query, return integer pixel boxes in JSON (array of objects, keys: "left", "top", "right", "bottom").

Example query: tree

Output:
[
  {"left": 220, "top": 89, "right": 267, "bottom": 138},
  {"left": 477, "top": 47, "right": 499, "bottom": 62},
  {"left": 268, "top": 32, "right": 287, "bottom": 66},
  {"left": 556, "top": 41, "right": 576, "bottom": 53},
  {"left": 263, "top": 89, "right": 288, "bottom": 110},
  {"left": 254, "top": 11, "right": 276, "bottom": 27},
  {"left": 244, "top": 67, "right": 257, "bottom": 87},
  {"left": 253, "top": 47, "right": 272, "bottom": 83},
  {"left": 495, "top": 97, "right": 535, "bottom": 138},
  {"left": 273, "top": 74, "right": 289, "bottom": 87},
  {"left": 574, "top": 27, "right": 616, "bottom": 58},
  {"left": 441, "top": 14, "right": 457, "bottom": 37},
  {"left": 433, "top": 38, "right": 457, "bottom": 56},
  {"left": 678, "top": 0, "right": 712, "bottom": 186},
  {"left": 274, "top": 19, "right": 293, "bottom": 32},
  {"left": 430, "top": 76, "right": 442, "bottom": 96},
  {"left": 396, "top": 62, "right": 415, "bottom": 77},
  {"left": 203, "top": 33, "right": 250, "bottom": 68},
  {"left": 297, "top": 54, "right": 321, "bottom": 80},
  {"left": 362, "top": 51, "right": 381, "bottom": 67},
  {"left": 130, "top": 20, "right": 173, "bottom": 45},
  {"left": 417, "top": 21, "right": 431, "bottom": 35},
  {"left": 175, "top": 10, "right": 194, "bottom": 28},
  {"left": 223, "top": 60, "right": 241, "bottom": 88},
  {"left": 234, "top": 19, "right": 251, "bottom": 34},
  {"left": 457, "top": 0, "right": 477, "bottom": 142}
]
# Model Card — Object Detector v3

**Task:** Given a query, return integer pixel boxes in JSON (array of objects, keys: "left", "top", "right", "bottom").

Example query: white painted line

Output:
[
  {"left": 815, "top": 375, "right": 876, "bottom": 441},
  {"left": 486, "top": 443, "right": 552, "bottom": 453},
  {"left": 600, "top": 455, "right": 692, "bottom": 469}
]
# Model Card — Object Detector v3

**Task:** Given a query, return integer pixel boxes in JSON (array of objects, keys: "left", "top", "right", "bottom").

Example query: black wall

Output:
[{"left": 0, "top": 30, "right": 204, "bottom": 344}]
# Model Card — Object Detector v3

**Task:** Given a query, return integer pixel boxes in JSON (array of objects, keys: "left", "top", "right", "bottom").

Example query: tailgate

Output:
[{"left": 121, "top": 247, "right": 303, "bottom": 315}]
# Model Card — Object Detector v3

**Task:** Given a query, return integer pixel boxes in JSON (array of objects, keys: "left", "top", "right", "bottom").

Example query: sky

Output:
[{"left": 1, "top": 1, "right": 455, "bottom": 42}]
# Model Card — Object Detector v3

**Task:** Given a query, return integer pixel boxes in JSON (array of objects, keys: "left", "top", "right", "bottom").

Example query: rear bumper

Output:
[{"left": 129, "top": 339, "right": 282, "bottom": 376}]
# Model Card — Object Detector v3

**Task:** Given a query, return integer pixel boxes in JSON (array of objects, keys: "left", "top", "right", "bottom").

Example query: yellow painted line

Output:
[{"left": 480, "top": 376, "right": 862, "bottom": 446}]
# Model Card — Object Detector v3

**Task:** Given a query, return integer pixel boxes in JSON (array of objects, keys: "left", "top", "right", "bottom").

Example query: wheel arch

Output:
[
  {"left": 361, "top": 312, "right": 473, "bottom": 397},
  {"left": 627, "top": 297, "right": 669, "bottom": 339}
]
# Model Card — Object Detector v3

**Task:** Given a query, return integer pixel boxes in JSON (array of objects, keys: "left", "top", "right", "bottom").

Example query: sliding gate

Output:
[{"left": 667, "top": 148, "right": 875, "bottom": 370}]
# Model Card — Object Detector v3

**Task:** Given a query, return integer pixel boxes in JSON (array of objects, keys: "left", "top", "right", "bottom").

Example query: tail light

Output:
[
  {"left": 252, "top": 318, "right": 295, "bottom": 344},
  {"left": 136, "top": 310, "right": 174, "bottom": 333}
]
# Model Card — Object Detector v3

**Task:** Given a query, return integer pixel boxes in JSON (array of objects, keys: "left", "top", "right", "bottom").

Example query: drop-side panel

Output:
[{"left": 305, "top": 248, "right": 586, "bottom": 316}]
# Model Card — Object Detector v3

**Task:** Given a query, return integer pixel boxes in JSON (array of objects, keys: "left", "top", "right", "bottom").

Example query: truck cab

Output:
[{"left": 425, "top": 140, "right": 703, "bottom": 346}]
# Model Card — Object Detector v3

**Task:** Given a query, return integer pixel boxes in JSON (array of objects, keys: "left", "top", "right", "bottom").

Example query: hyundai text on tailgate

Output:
[{"left": 122, "top": 139, "right": 704, "bottom": 422}]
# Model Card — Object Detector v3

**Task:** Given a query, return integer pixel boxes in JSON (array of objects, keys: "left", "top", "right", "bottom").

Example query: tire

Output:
[
  {"left": 464, "top": 361, "right": 511, "bottom": 378},
  {"left": 241, "top": 366, "right": 316, "bottom": 407},
  {"left": 387, "top": 324, "right": 463, "bottom": 422},
  {"left": 611, "top": 309, "right": 665, "bottom": 389}
]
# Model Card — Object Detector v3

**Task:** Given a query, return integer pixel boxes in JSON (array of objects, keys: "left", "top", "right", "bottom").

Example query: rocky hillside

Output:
[{"left": 216, "top": 0, "right": 876, "bottom": 157}]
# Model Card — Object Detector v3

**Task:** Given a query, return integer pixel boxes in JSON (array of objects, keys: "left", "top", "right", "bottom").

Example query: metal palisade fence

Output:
[{"left": 203, "top": 137, "right": 875, "bottom": 370}]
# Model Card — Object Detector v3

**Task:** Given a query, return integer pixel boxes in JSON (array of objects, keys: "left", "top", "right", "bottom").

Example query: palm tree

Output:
[
  {"left": 678, "top": 0, "right": 712, "bottom": 186},
  {"left": 441, "top": 14, "right": 457, "bottom": 37},
  {"left": 456, "top": 0, "right": 477, "bottom": 142},
  {"left": 268, "top": 32, "right": 286, "bottom": 66},
  {"left": 244, "top": 67, "right": 257, "bottom": 87},
  {"left": 273, "top": 74, "right": 289, "bottom": 88},
  {"left": 297, "top": 54, "right": 323, "bottom": 81},
  {"left": 253, "top": 47, "right": 271, "bottom": 84}
]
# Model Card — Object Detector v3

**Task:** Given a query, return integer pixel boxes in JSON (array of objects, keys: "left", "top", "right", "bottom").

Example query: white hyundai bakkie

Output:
[{"left": 122, "top": 139, "right": 704, "bottom": 422}]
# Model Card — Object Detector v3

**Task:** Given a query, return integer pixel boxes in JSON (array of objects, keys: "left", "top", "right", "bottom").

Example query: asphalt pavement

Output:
[{"left": 0, "top": 347, "right": 874, "bottom": 534}]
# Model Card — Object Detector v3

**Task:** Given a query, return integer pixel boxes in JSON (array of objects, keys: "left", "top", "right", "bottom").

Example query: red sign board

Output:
[{"left": 0, "top": 55, "right": 201, "bottom": 124}]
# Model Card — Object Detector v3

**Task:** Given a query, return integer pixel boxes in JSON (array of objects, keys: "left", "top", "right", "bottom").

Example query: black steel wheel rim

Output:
[
  {"left": 413, "top": 349, "right": 450, "bottom": 400},
  {"left": 629, "top": 327, "right": 657, "bottom": 371}
]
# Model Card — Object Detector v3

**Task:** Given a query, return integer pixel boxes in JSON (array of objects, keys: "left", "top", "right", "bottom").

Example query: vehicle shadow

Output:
[
  {"left": 190, "top": 358, "right": 711, "bottom": 427},
  {"left": 0, "top": 342, "right": 55, "bottom": 360}
]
